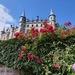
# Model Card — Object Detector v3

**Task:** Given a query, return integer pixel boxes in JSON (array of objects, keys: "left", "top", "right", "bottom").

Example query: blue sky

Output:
[{"left": 0, "top": 0, "right": 75, "bottom": 31}]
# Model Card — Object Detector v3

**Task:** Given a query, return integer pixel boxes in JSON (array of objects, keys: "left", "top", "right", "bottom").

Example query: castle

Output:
[{"left": 0, "top": 9, "right": 59, "bottom": 40}]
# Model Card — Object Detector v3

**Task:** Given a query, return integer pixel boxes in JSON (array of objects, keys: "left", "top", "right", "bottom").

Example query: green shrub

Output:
[{"left": 0, "top": 21, "right": 75, "bottom": 75}]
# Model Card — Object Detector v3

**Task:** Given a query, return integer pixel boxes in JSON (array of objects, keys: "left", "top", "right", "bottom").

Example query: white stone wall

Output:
[
  {"left": 25, "top": 21, "right": 43, "bottom": 32},
  {"left": 0, "top": 20, "right": 58, "bottom": 40}
]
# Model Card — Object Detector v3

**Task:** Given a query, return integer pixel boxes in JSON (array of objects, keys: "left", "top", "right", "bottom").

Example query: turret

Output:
[
  {"left": 18, "top": 11, "right": 26, "bottom": 33},
  {"left": 9, "top": 25, "right": 14, "bottom": 39},
  {"left": 49, "top": 9, "right": 56, "bottom": 28}
]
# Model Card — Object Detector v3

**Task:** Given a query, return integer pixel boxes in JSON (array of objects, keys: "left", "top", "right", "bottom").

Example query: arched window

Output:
[
  {"left": 41, "top": 24, "right": 42, "bottom": 27},
  {"left": 51, "top": 17, "right": 52, "bottom": 20},
  {"left": 32, "top": 25, "right": 34, "bottom": 27},
  {"left": 27, "top": 25, "right": 29, "bottom": 27},
  {"left": 36, "top": 24, "right": 38, "bottom": 27}
]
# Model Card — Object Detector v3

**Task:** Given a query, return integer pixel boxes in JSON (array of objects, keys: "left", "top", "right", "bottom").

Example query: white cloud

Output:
[{"left": 0, "top": 4, "right": 16, "bottom": 31}]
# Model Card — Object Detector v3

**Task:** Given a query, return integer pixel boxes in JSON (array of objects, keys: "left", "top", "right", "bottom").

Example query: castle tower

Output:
[
  {"left": 49, "top": 9, "right": 56, "bottom": 28},
  {"left": 18, "top": 11, "right": 26, "bottom": 33},
  {"left": 9, "top": 25, "right": 14, "bottom": 39}
]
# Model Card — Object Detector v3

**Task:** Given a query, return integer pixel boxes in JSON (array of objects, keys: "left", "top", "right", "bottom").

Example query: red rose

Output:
[
  {"left": 42, "top": 20, "right": 47, "bottom": 25},
  {"left": 27, "top": 53, "right": 31, "bottom": 59},
  {"left": 59, "top": 35, "right": 63, "bottom": 38},
  {"left": 31, "top": 27, "right": 35, "bottom": 31},
  {"left": 27, "top": 53, "right": 34, "bottom": 59},
  {"left": 30, "top": 55, "right": 34, "bottom": 59},
  {"left": 24, "top": 38, "right": 26, "bottom": 41},
  {"left": 64, "top": 21, "right": 71, "bottom": 26},
  {"left": 54, "top": 63, "right": 59, "bottom": 68},
  {"left": 46, "top": 25, "right": 54, "bottom": 33},
  {"left": 52, "top": 34, "right": 55, "bottom": 38},
  {"left": 32, "top": 32, "right": 37, "bottom": 38},
  {"left": 36, "top": 56, "right": 42, "bottom": 63},
  {"left": 35, "top": 28, "right": 38, "bottom": 32},
  {"left": 40, "top": 28, "right": 47, "bottom": 33},
  {"left": 31, "top": 27, "right": 38, "bottom": 38},
  {"left": 46, "top": 25, "right": 53, "bottom": 30},
  {"left": 14, "top": 32, "right": 20, "bottom": 38},
  {"left": 18, "top": 53, "right": 23, "bottom": 58},
  {"left": 53, "top": 28, "right": 57, "bottom": 31},
  {"left": 21, "top": 46, "right": 26, "bottom": 51},
  {"left": 49, "top": 29, "right": 54, "bottom": 33}
]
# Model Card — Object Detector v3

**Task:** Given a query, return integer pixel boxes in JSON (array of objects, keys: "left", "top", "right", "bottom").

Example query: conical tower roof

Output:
[
  {"left": 50, "top": 9, "right": 54, "bottom": 15},
  {"left": 21, "top": 11, "right": 25, "bottom": 17}
]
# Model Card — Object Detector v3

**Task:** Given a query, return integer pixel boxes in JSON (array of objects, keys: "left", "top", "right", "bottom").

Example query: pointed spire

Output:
[
  {"left": 21, "top": 10, "right": 25, "bottom": 17},
  {"left": 50, "top": 9, "right": 54, "bottom": 15}
]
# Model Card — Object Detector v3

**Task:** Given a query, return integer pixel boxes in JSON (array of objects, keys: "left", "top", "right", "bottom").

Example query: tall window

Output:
[
  {"left": 41, "top": 24, "right": 42, "bottom": 27},
  {"left": 51, "top": 17, "right": 52, "bottom": 20},
  {"left": 27, "top": 25, "right": 29, "bottom": 27},
  {"left": 36, "top": 24, "right": 38, "bottom": 27},
  {"left": 32, "top": 25, "right": 34, "bottom": 27}
]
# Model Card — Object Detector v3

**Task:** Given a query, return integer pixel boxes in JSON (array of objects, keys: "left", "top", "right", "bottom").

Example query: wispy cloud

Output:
[{"left": 0, "top": 4, "right": 16, "bottom": 31}]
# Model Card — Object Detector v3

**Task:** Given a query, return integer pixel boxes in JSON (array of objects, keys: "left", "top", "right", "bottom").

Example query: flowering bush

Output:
[
  {"left": 13, "top": 20, "right": 75, "bottom": 75},
  {"left": 0, "top": 21, "right": 75, "bottom": 75}
]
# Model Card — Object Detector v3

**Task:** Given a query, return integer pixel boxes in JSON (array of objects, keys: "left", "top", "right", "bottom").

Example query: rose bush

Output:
[
  {"left": 13, "top": 21, "right": 75, "bottom": 75},
  {"left": 0, "top": 21, "right": 75, "bottom": 75}
]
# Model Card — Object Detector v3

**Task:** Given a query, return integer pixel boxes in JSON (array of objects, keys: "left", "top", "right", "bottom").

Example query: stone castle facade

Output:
[{"left": 0, "top": 9, "right": 59, "bottom": 40}]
